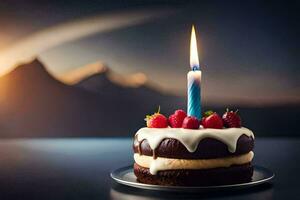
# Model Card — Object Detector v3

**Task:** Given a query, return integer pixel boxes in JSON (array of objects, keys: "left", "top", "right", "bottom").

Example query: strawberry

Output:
[
  {"left": 222, "top": 109, "right": 242, "bottom": 128},
  {"left": 145, "top": 107, "right": 168, "bottom": 128},
  {"left": 182, "top": 116, "right": 200, "bottom": 129},
  {"left": 168, "top": 109, "right": 187, "bottom": 128},
  {"left": 202, "top": 111, "right": 223, "bottom": 129}
]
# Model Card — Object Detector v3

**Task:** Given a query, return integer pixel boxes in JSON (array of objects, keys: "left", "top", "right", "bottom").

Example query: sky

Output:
[{"left": 0, "top": 0, "right": 299, "bottom": 105}]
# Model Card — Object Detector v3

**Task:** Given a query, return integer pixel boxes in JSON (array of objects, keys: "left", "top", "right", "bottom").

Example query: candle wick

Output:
[{"left": 192, "top": 65, "right": 200, "bottom": 71}]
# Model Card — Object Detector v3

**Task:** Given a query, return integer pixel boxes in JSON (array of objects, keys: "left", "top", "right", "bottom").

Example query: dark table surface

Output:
[{"left": 0, "top": 138, "right": 299, "bottom": 200}]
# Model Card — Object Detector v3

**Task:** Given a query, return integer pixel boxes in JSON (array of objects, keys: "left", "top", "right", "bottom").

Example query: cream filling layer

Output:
[{"left": 134, "top": 151, "right": 254, "bottom": 175}]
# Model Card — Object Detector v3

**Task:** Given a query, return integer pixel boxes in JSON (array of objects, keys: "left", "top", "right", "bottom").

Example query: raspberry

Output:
[
  {"left": 182, "top": 116, "right": 200, "bottom": 129},
  {"left": 222, "top": 109, "right": 242, "bottom": 128}
]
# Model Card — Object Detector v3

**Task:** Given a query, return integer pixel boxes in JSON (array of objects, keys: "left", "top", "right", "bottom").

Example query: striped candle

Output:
[
  {"left": 187, "top": 25, "right": 201, "bottom": 119},
  {"left": 187, "top": 69, "right": 201, "bottom": 119}
]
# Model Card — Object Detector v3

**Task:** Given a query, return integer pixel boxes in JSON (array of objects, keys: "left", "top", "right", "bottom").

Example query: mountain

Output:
[
  {"left": 0, "top": 59, "right": 298, "bottom": 138},
  {"left": 0, "top": 59, "right": 185, "bottom": 137},
  {"left": 75, "top": 65, "right": 300, "bottom": 137},
  {"left": 75, "top": 66, "right": 185, "bottom": 109},
  {"left": 0, "top": 59, "right": 98, "bottom": 137}
]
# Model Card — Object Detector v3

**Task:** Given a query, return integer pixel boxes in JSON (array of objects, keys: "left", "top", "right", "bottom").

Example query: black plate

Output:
[{"left": 111, "top": 165, "right": 274, "bottom": 192}]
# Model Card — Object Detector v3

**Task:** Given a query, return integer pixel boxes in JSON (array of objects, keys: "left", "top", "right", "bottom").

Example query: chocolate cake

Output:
[{"left": 133, "top": 127, "right": 255, "bottom": 186}]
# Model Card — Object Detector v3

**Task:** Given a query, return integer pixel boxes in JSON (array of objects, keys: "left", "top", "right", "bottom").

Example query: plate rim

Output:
[{"left": 110, "top": 165, "right": 275, "bottom": 191}]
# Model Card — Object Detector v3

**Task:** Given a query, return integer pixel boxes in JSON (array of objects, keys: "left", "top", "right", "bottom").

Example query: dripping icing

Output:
[
  {"left": 136, "top": 127, "right": 254, "bottom": 153},
  {"left": 134, "top": 135, "right": 142, "bottom": 155},
  {"left": 138, "top": 141, "right": 141, "bottom": 155}
]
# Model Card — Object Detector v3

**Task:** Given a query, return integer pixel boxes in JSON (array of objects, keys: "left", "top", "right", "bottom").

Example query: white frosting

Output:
[
  {"left": 134, "top": 152, "right": 254, "bottom": 175},
  {"left": 136, "top": 127, "right": 254, "bottom": 153}
]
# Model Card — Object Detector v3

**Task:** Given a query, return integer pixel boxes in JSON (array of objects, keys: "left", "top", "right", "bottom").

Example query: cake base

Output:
[{"left": 134, "top": 163, "right": 253, "bottom": 186}]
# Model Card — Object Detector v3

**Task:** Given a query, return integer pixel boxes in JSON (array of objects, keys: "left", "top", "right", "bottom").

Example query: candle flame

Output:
[{"left": 190, "top": 25, "right": 200, "bottom": 70}]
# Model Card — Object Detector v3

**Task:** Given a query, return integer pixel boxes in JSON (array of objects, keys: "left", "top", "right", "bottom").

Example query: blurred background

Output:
[{"left": 0, "top": 0, "right": 298, "bottom": 137}]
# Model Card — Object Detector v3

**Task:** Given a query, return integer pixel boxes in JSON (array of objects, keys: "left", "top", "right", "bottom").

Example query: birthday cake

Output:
[
  {"left": 133, "top": 109, "right": 255, "bottom": 186},
  {"left": 133, "top": 25, "right": 254, "bottom": 186}
]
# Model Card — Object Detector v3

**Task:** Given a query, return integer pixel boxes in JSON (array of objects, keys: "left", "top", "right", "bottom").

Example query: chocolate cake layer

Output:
[
  {"left": 133, "top": 134, "right": 254, "bottom": 159},
  {"left": 134, "top": 163, "right": 253, "bottom": 186}
]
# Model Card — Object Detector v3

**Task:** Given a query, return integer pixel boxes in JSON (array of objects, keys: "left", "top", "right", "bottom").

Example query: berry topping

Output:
[
  {"left": 202, "top": 111, "right": 223, "bottom": 129},
  {"left": 182, "top": 116, "right": 200, "bottom": 129},
  {"left": 222, "top": 109, "right": 242, "bottom": 128},
  {"left": 145, "top": 106, "right": 168, "bottom": 128},
  {"left": 168, "top": 109, "right": 187, "bottom": 128},
  {"left": 174, "top": 109, "right": 187, "bottom": 119}
]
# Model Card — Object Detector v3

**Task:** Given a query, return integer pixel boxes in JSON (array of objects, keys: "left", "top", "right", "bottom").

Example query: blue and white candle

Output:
[{"left": 187, "top": 25, "right": 201, "bottom": 119}]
